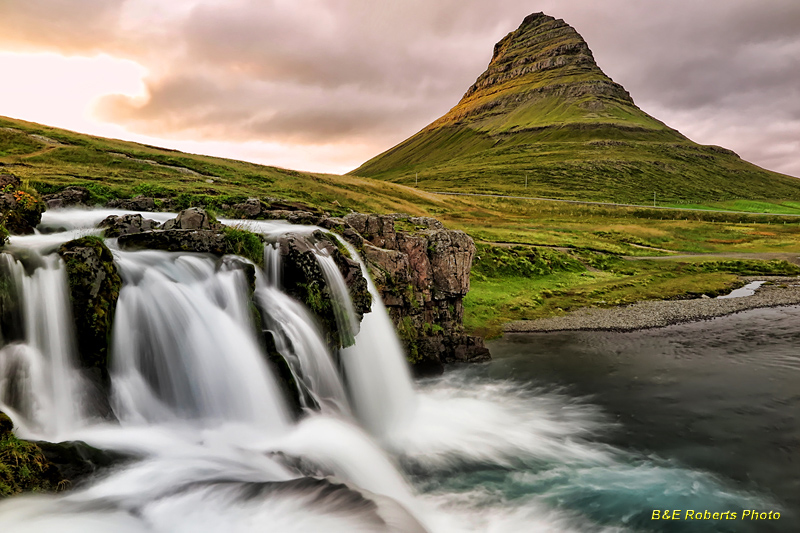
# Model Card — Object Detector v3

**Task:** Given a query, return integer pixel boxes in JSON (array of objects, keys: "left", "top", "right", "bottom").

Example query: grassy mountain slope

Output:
[
  {"left": 351, "top": 13, "right": 800, "bottom": 204},
  {"left": 0, "top": 115, "right": 446, "bottom": 216}
]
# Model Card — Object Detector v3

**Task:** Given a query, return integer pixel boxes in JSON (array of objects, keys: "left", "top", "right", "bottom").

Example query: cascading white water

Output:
[
  {"left": 314, "top": 241, "right": 417, "bottom": 439},
  {"left": 263, "top": 242, "right": 281, "bottom": 287},
  {"left": 0, "top": 251, "right": 87, "bottom": 439},
  {"left": 255, "top": 285, "right": 351, "bottom": 414},
  {"left": 110, "top": 249, "right": 291, "bottom": 431}
]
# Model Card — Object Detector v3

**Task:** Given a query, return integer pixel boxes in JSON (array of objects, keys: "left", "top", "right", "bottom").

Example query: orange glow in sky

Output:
[
  {"left": 0, "top": 52, "right": 148, "bottom": 134},
  {"left": 0, "top": 51, "right": 364, "bottom": 174}
]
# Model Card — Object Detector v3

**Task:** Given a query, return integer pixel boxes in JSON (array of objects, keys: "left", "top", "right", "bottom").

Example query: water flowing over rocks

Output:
[
  {"left": 109, "top": 204, "right": 485, "bottom": 372},
  {"left": 250, "top": 207, "right": 489, "bottom": 374},
  {"left": 341, "top": 213, "right": 489, "bottom": 374},
  {"left": 277, "top": 230, "right": 371, "bottom": 348}
]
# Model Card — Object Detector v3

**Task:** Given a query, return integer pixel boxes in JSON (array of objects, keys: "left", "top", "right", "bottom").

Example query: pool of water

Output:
[{"left": 484, "top": 305, "right": 800, "bottom": 531}]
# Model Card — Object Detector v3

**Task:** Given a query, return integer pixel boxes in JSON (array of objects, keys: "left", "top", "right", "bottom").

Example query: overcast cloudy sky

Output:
[{"left": 0, "top": 0, "right": 797, "bottom": 177}]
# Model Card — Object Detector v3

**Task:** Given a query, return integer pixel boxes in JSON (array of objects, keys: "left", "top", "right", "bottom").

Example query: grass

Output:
[
  {"left": 0, "top": 115, "right": 448, "bottom": 218},
  {"left": 465, "top": 245, "right": 800, "bottom": 338}
]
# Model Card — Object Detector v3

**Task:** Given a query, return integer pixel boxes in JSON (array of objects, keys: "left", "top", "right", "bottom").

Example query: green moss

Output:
[
  {"left": 222, "top": 227, "right": 264, "bottom": 267},
  {"left": 0, "top": 412, "right": 63, "bottom": 497},
  {"left": 319, "top": 232, "right": 352, "bottom": 259},
  {"left": 57, "top": 237, "right": 122, "bottom": 380}
]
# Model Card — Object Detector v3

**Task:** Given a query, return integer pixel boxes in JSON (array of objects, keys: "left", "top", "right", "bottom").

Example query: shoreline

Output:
[{"left": 503, "top": 276, "right": 800, "bottom": 333}]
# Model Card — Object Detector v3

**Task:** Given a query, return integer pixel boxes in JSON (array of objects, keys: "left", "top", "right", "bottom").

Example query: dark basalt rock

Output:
[
  {"left": 0, "top": 174, "right": 20, "bottom": 190},
  {"left": 98, "top": 213, "right": 161, "bottom": 237},
  {"left": 0, "top": 256, "right": 23, "bottom": 344},
  {"left": 42, "top": 186, "right": 91, "bottom": 209},
  {"left": 35, "top": 440, "right": 130, "bottom": 489},
  {"left": 119, "top": 229, "right": 227, "bottom": 254},
  {"left": 57, "top": 237, "right": 122, "bottom": 391},
  {"left": 1, "top": 410, "right": 128, "bottom": 496},
  {"left": 105, "top": 195, "right": 156, "bottom": 211}
]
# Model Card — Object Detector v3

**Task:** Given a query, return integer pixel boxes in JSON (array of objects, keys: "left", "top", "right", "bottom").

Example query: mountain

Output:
[{"left": 351, "top": 12, "right": 800, "bottom": 203}]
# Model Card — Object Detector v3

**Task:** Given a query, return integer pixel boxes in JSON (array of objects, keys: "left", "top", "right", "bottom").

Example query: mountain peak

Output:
[{"left": 432, "top": 11, "right": 638, "bottom": 131}]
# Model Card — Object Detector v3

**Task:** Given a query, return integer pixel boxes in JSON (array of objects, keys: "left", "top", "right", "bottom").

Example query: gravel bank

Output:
[{"left": 504, "top": 277, "right": 800, "bottom": 333}]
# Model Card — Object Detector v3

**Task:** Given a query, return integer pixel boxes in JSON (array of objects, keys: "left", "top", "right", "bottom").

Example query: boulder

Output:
[
  {"left": 105, "top": 195, "right": 156, "bottom": 211},
  {"left": 57, "top": 237, "right": 122, "bottom": 389},
  {"left": 42, "top": 186, "right": 90, "bottom": 209},
  {"left": 344, "top": 213, "right": 397, "bottom": 249},
  {"left": 162, "top": 207, "right": 219, "bottom": 231},
  {"left": 0, "top": 174, "right": 20, "bottom": 190},
  {"left": 232, "top": 198, "right": 266, "bottom": 218},
  {"left": 1, "top": 187, "right": 45, "bottom": 235},
  {"left": 118, "top": 229, "right": 227, "bottom": 255},
  {"left": 98, "top": 214, "right": 161, "bottom": 237}
]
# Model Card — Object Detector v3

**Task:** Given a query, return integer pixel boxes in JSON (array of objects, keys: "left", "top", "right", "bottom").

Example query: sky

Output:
[{"left": 0, "top": 0, "right": 798, "bottom": 177}]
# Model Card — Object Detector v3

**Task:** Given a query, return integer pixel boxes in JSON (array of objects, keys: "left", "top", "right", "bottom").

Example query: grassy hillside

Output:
[
  {"left": 0, "top": 116, "right": 445, "bottom": 216},
  {"left": 351, "top": 13, "right": 800, "bottom": 204}
]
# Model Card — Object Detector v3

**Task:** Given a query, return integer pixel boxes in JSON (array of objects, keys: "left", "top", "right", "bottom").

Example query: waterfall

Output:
[
  {"left": 110, "top": 249, "right": 291, "bottom": 431},
  {"left": 263, "top": 242, "right": 281, "bottom": 287},
  {"left": 312, "top": 242, "right": 417, "bottom": 439},
  {"left": 255, "top": 285, "right": 350, "bottom": 414},
  {"left": 0, "top": 250, "right": 86, "bottom": 439}
]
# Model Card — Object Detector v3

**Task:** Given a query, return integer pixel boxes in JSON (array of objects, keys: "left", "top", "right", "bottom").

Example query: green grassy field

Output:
[{"left": 465, "top": 245, "right": 800, "bottom": 338}]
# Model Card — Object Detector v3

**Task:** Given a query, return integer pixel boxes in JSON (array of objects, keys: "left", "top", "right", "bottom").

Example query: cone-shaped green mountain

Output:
[{"left": 352, "top": 12, "right": 800, "bottom": 203}]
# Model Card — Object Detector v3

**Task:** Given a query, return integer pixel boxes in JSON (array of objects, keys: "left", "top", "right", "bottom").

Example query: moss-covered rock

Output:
[
  {"left": 0, "top": 411, "right": 62, "bottom": 497},
  {"left": 57, "top": 236, "right": 122, "bottom": 387},
  {"left": 1, "top": 175, "right": 45, "bottom": 235},
  {"left": 0, "top": 255, "right": 23, "bottom": 344},
  {"left": 1, "top": 411, "right": 127, "bottom": 497}
]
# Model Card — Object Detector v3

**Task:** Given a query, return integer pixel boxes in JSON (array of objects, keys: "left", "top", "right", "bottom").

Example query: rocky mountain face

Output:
[
  {"left": 430, "top": 12, "right": 649, "bottom": 132},
  {"left": 342, "top": 213, "right": 489, "bottom": 374},
  {"left": 351, "top": 12, "right": 800, "bottom": 204}
]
